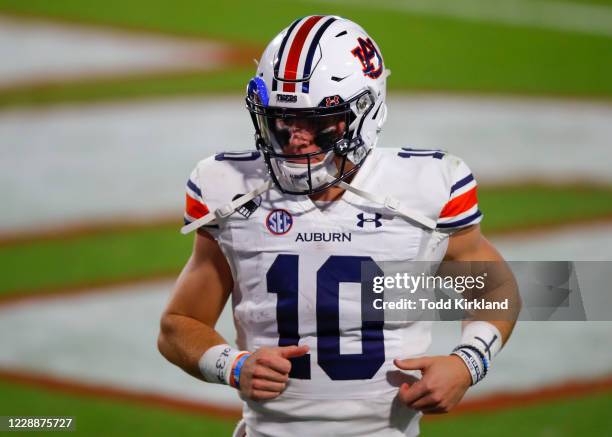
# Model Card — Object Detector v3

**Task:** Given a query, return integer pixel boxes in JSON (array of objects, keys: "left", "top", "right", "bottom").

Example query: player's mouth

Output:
[{"left": 284, "top": 144, "right": 325, "bottom": 164}]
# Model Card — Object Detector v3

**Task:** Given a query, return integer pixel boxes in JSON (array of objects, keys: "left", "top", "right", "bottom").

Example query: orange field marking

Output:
[{"left": 0, "top": 367, "right": 610, "bottom": 421}]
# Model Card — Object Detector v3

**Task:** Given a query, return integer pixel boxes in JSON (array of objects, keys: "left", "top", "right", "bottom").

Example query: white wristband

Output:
[
  {"left": 460, "top": 321, "right": 502, "bottom": 363},
  {"left": 451, "top": 322, "right": 503, "bottom": 385},
  {"left": 198, "top": 344, "right": 251, "bottom": 387}
]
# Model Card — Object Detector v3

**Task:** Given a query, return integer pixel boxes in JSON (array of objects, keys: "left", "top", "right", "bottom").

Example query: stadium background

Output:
[{"left": 1, "top": 0, "right": 611, "bottom": 435}]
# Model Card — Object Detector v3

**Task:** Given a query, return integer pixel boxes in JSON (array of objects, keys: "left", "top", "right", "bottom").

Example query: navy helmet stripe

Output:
[
  {"left": 273, "top": 17, "right": 303, "bottom": 92},
  {"left": 301, "top": 17, "right": 337, "bottom": 94}
]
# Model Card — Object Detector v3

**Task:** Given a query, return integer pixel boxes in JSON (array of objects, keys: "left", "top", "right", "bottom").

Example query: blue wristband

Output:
[{"left": 232, "top": 353, "right": 251, "bottom": 389}]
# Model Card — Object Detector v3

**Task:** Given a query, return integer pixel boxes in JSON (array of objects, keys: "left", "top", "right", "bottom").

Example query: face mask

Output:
[{"left": 270, "top": 151, "right": 337, "bottom": 193}]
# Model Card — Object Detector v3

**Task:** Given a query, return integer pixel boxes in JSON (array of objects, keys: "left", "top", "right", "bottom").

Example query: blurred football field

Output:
[
  {"left": 1, "top": 378, "right": 610, "bottom": 437},
  {"left": 3, "top": 184, "right": 612, "bottom": 298},
  {"left": 1, "top": 1, "right": 611, "bottom": 435},
  {"left": 0, "top": 0, "right": 612, "bottom": 106}
]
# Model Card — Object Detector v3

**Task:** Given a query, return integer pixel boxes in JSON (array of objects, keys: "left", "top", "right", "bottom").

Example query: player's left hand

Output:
[{"left": 393, "top": 355, "right": 472, "bottom": 414}]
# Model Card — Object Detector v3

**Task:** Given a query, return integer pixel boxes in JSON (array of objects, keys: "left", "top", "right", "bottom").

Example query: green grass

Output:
[
  {"left": 478, "top": 185, "right": 612, "bottom": 232},
  {"left": 540, "top": 0, "right": 612, "bottom": 5},
  {"left": 0, "top": 380, "right": 237, "bottom": 436},
  {"left": 422, "top": 391, "right": 612, "bottom": 436},
  {"left": 0, "top": 224, "right": 192, "bottom": 296},
  {"left": 0, "top": 0, "right": 611, "bottom": 107},
  {"left": 0, "top": 378, "right": 610, "bottom": 436},
  {"left": 1, "top": 185, "right": 612, "bottom": 297}
]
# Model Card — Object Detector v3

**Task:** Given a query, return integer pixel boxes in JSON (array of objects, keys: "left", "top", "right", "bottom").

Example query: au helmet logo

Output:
[
  {"left": 357, "top": 212, "right": 383, "bottom": 228},
  {"left": 351, "top": 37, "right": 383, "bottom": 79},
  {"left": 266, "top": 209, "right": 293, "bottom": 235}
]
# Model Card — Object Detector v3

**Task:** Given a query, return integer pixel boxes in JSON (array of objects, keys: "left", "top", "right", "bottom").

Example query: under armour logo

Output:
[
  {"left": 334, "top": 140, "right": 349, "bottom": 155},
  {"left": 325, "top": 95, "right": 341, "bottom": 107},
  {"left": 357, "top": 213, "right": 383, "bottom": 228}
]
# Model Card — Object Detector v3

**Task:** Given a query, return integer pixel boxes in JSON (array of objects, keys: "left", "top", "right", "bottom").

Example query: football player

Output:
[{"left": 158, "top": 15, "right": 520, "bottom": 437}]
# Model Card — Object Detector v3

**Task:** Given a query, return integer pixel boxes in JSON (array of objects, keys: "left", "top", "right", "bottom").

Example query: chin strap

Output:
[
  {"left": 180, "top": 180, "right": 274, "bottom": 235},
  {"left": 181, "top": 176, "right": 438, "bottom": 235},
  {"left": 334, "top": 179, "right": 437, "bottom": 230}
]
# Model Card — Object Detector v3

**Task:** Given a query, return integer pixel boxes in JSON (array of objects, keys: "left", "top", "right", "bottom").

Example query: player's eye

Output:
[{"left": 314, "top": 126, "right": 341, "bottom": 149}]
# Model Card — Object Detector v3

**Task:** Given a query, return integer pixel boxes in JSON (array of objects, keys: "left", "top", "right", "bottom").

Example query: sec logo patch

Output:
[{"left": 266, "top": 209, "right": 293, "bottom": 235}]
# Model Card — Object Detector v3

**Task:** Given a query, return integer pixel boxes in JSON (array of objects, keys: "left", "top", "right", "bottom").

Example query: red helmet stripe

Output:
[
  {"left": 282, "top": 15, "right": 324, "bottom": 92},
  {"left": 272, "top": 17, "right": 302, "bottom": 92}
]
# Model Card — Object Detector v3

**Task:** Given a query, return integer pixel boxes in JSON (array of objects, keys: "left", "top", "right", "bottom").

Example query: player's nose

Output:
[{"left": 288, "top": 129, "right": 314, "bottom": 149}]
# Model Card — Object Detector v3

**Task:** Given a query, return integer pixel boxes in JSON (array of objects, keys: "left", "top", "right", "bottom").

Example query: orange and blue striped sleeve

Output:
[
  {"left": 183, "top": 167, "right": 210, "bottom": 226},
  {"left": 437, "top": 160, "right": 483, "bottom": 230}
]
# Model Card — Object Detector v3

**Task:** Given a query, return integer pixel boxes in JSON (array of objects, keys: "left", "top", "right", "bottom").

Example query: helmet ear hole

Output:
[{"left": 356, "top": 94, "right": 371, "bottom": 114}]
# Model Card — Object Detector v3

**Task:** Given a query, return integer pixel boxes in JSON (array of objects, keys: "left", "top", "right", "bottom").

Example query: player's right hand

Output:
[{"left": 239, "top": 345, "right": 309, "bottom": 401}]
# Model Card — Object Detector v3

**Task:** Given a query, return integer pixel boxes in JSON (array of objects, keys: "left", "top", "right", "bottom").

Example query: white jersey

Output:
[{"left": 184, "top": 147, "right": 482, "bottom": 437}]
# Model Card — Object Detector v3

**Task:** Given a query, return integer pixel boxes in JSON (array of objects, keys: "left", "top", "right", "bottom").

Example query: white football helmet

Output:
[{"left": 246, "top": 15, "right": 389, "bottom": 195}]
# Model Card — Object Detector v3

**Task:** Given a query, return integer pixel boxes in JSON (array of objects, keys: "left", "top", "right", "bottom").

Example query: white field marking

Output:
[
  {"left": 491, "top": 224, "right": 612, "bottom": 326},
  {"left": 0, "top": 226, "right": 611, "bottom": 403},
  {"left": 0, "top": 280, "right": 242, "bottom": 407},
  {"left": 492, "top": 223, "right": 612, "bottom": 261},
  {"left": 0, "top": 15, "right": 232, "bottom": 89},
  {"left": 0, "top": 94, "right": 611, "bottom": 234},
  {"left": 315, "top": 0, "right": 612, "bottom": 37}
]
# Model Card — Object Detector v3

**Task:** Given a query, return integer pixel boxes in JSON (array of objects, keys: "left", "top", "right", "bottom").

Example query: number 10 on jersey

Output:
[{"left": 267, "top": 254, "right": 385, "bottom": 381}]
